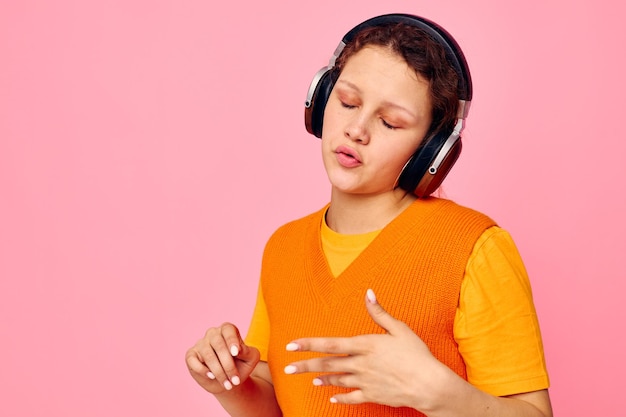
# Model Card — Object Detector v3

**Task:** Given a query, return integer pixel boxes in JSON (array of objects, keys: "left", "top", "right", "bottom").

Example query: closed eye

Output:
[{"left": 381, "top": 119, "right": 397, "bottom": 130}]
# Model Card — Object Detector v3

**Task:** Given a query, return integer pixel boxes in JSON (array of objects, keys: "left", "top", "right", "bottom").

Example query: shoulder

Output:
[
  {"left": 470, "top": 225, "right": 522, "bottom": 266},
  {"left": 464, "top": 226, "right": 532, "bottom": 307},
  {"left": 434, "top": 198, "right": 495, "bottom": 222},
  {"left": 415, "top": 197, "right": 497, "bottom": 235}
]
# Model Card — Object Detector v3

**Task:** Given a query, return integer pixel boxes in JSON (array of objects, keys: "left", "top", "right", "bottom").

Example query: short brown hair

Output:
[{"left": 335, "top": 23, "right": 460, "bottom": 138}]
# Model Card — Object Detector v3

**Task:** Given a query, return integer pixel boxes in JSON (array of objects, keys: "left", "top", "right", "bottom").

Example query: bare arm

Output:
[{"left": 412, "top": 368, "right": 552, "bottom": 417}]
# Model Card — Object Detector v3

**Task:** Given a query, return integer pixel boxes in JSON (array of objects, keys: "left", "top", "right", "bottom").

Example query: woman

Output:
[{"left": 186, "top": 14, "right": 552, "bottom": 417}]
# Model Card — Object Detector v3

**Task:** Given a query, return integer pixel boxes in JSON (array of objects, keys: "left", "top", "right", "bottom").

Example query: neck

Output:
[{"left": 326, "top": 188, "right": 417, "bottom": 234}]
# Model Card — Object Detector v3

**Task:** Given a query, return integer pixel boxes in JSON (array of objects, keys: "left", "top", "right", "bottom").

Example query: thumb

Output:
[
  {"left": 365, "top": 289, "right": 407, "bottom": 335},
  {"left": 237, "top": 340, "right": 260, "bottom": 364},
  {"left": 224, "top": 324, "right": 259, "bottom": 364}
]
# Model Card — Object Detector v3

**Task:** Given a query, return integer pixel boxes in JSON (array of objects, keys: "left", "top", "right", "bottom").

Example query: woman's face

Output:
[{"left": 321, "top": 45, "right": 433, "bottom": 197}]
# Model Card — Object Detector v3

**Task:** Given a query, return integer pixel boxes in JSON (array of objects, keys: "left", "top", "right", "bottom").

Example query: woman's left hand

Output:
[{"left": 283, "top": 289, "right": 452, "bottom": 410}]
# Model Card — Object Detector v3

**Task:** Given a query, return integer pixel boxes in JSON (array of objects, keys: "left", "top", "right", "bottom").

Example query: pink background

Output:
[{"left": 1, "top": 0, "right": 625, "bottom": 415}]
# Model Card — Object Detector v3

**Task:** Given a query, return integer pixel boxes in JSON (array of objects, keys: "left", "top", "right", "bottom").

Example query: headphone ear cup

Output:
[
  {"left": 398, "top": 131, "right": 462, "bottom": 197},
  {"left": 414, "top": 137, "right": 462, "bottom": 197},
  {"left": 305, "top": 68, "right": 339, "bottom": 138}
]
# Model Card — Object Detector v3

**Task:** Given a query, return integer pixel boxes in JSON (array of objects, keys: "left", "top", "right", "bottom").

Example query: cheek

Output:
[
  {"left": 387, "top": 153, "right": 413, "bottom": 175},
  {"left": 378, "top": 138, "right": 422, "bottom": 169},
  {"left": 320, "top": 136, "right": 335, "bottom": 167},
  {"left": 400, "top": 144, "right": 420, "bottom": 165},
  {"left": 321, "top": 107, "right": 341, "bottom": 137}
]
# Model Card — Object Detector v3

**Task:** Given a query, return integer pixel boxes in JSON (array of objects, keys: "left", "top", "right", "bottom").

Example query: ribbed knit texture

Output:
[{"left": 261, "top": 198, "right": 495, "bottom": 417}]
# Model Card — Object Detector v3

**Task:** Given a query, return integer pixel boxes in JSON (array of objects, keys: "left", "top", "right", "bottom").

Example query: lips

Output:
[{"left": 335, "top": 145, "right": 362, "bottom": 168}]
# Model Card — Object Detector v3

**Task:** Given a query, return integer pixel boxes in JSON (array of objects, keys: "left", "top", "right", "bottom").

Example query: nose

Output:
[{"left": 344, "top": 112, "right": 370, "bottom": 145}]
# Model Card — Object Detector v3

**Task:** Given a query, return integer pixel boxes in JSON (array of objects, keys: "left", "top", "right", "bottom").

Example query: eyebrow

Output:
[{"left": 335, "top": 79, "right": 420, "bottom": 121}]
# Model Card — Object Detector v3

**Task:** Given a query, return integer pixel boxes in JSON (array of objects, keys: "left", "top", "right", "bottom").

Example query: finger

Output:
[
  {"left": 237, "top": 340, "right": 261, "bottom": 365},
  {"left": 365, "top": 289, "right": 407, "bottom": 336},
  {"left": 330, "top": 389, "right": 366, "bottom": 405},
  {"left": 185, "top": 349, "right": 225, "bottom": 392},
  {"left": 211, "top": 337, "right": 242, "bottom": 388},
  {"left": 198, "top": 333, "right": 239, "bottom": 389},
  {"left": 198, "top": 344, "right": 232, "bottom": 388},
  {"left": 284, "top": 355, "right": 356, "bottom": 375},
  {"left": 312, "top": 373, "right": 358, "bottom": 389},
  {"left": 222, "top": 324, "right": 261, "bottom": 370},
  {"left": 220, "top": 322, "right": 243, "bottom": 357},
  {"left": 186, "top": 351, "right": 208, "bottom": 375},
  {"left": 285, "top": 336, "right": 361, "bottom": 356}
]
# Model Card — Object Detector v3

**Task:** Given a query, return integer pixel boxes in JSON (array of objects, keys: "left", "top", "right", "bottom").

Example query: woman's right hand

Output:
[{"left": 185, "top": 322, "right": 261, "bottom": 394}]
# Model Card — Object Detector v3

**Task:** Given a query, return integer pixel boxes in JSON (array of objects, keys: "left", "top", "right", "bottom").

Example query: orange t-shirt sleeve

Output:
[
  {"left": 454, "top": 226, "right": 550, "bottom": 396},
  {"left": 244, "top": 281, "right": 270, "bottom": 361}
]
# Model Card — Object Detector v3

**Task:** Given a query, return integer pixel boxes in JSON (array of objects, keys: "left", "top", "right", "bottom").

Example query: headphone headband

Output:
[{"left": 342, "top": 14, "right": 472, "bottom": 101}]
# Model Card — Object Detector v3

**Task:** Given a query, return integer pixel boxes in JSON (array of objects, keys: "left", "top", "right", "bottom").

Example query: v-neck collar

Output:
[{"left": 303, "top": 198, "right": 446, "bottom": 308}]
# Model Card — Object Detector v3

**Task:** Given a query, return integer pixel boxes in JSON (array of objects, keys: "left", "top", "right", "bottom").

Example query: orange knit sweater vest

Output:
[{"left": 261, "top": 198, "right": 495, "bottom": 417}]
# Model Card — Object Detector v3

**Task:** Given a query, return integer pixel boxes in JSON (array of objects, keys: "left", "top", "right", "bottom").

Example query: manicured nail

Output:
[
  {"left": 313, "top": 378, "right": 323, "bottom": 386},
  {"left": 230, "top": 345, "right": 239, "bottom": 356},
  {"left": 366, "top": 289, "right": 377, "bottom": 304},
  {"left": 224, "top": 380, "right": 233, "bottom": 390},
  {"left": 284, "top": 365, "right": 297, "bottom": 374},
  {"left": 207, "top": 371, "right": 216, "bottom": 380},
  {"left": 286, "top": 342, "right": 299, "bottom": 351},
  {"left": 330, "top": 397, "right": 338, "bottom": 403},
  {"left": 231, "top": 376, "right": 241, "bottom": 386}
]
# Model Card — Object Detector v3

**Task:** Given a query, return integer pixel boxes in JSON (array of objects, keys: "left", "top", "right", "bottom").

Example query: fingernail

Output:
[
  {"left": 366, "top": 288, "right": 377, "bottom": 304},
  {"left": 207, "top": 371, "right": 216, "bottom": 380},
  {"left": 231, "top": 376, "right": 241, "bottom": 386},
  {"left": 284, "top": 365, "right": 297, "bottom": 374},
  {"left": 313, "top": 378, "right": 323, "bottom": 386},
  {"left": 224, "top": 380, "right": 233, "bottom": 390},
  {"left": 330, "top": 397, "right": 338, "bottom": 403},
  {"left": 286, "top": 342, "right": 299, "bottom": 351},
  {"left": 230, "top": 345, "right": 239, "bottom": 356}
]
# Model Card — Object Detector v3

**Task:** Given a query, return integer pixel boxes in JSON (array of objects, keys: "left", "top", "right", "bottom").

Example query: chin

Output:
[{"left": 330, "top": 182, "right": 386, "bottom": 196}]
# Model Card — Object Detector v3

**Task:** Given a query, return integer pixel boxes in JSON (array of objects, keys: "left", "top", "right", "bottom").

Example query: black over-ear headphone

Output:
[{"left": 304, "top": 13, "right": 472, "bottom": 197}]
